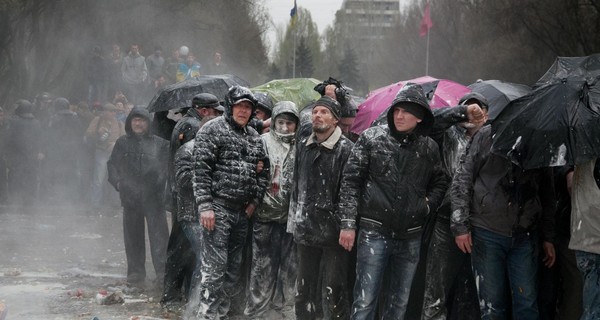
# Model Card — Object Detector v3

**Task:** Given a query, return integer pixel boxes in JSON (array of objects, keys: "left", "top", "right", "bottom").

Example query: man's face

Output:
[
  {"left": 338, "top": 117, "right": 355, "bottom": 137},
  {"left": 274, "top": 116, "right": 297, "bottom": 134},
  {"left": 255, "top": 108, "right": 268, "bottom": 121},
  {"left": 103, "top": 109, "right": 117, "bottom": 119},
  {"left": 215, "top": 52, "right": 222, "bottom": 63},
  {"left": 130, "top": 45, "right": 139, "bottom": 55},
  {"left": 186, "top": 55, "right": 195, "bottom": 66},
  {"left": 131, "top": 117, "right": 149, "bottom": 134},
  {"left": 312, "top": 106, "right": 338, "bottom": 133},
  {"left": 393, "top": 106, "right": 422, "bottom": 133},
  {"left": 232, "top": 101, "right": 253, "bottom": 127},
  {"left": 199, "top": 107, "right": 220, "bottom": 118}
]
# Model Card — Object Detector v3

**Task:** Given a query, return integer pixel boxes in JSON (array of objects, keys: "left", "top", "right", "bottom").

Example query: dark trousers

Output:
[
  {"left": 162, "top": 217, "right": 194, "bottom": 304},
  {"left": 554, "top": 236, "right": 583, "bottom": 320},
  {"left": 296, "top": 243, "right": 350, "bottom": 320},
  {"left": 421, "top": 218, "right": 480, "bottom": 320},
  {"left": 186, "top": 204, "right": 248, "bottom": 320},
  {"left": 7, "top": 160, "right": 37, "bottom": 206},
  {"left": 245, "top": 221, "right": 296, "bottom": 318},
  {"left": 575, "top": 250, "right": 600, "bottom": 320},
  {"left": 0, "top": 158, "right": 7, "bottom": 203},
  {"left": 123, "top": 202, "right": 169, "bottom": 283}
]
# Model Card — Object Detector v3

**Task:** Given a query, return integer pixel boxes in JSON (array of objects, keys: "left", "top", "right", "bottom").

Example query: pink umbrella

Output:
[{"left": 351, "top": 76, "right": 471, "bottom": 135}]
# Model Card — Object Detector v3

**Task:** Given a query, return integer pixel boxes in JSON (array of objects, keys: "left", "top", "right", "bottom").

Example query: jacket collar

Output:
[{"left": 306, "top": 126, "right": 342, "bottom": 150}]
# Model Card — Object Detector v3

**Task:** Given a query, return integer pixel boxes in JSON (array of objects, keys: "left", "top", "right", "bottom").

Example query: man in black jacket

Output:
[
  {"left": 289, "top": 95, "right": 354, "bottom": 320},
  {"left": 190, "top": 86, "right": 268, "bottom": 319},
  {"left": 338, "top": 84, "right": 448, "bottom": 319},
  {"left": 450, "top": 123, "right": 556, "bottom": 319},
  {"left": 162, "top": 93, "right": 224, "bottom": 308},
  {"left": 107, "top": 107, "right": 169, "bottom": 287}
]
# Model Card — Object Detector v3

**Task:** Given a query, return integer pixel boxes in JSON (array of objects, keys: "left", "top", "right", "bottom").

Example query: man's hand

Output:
[
  {"left": 325, "top": 84, "right": 337, "bottom": 100},
  {"left": 245, "top": 203, "right": 256, "bottom": 218},
  {"left": 455, "top": 233, "right": 472, "bottom": 253},
  {"left": 262, "top": 118, "right": 271, "bottom": 133},
  {"left": 542, "top": 241, "right": 556, "bottom": 268},
  {"left": 200, "top": 209, "right": 216, "bottom": 231},
  {"left": 466, "top": 103, "right": 485, "bottom": 125},
  {"left": 339, "top": 229, "right": 356, "bottom": 252},
  {"left": 257, "top": 161, "right": 264, "bottom": 174}
]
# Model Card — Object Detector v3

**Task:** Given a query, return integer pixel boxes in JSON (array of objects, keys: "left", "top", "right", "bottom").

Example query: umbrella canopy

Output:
[
  {"left": 350, "top": 76, "right": 470, "bottom": 135},
  {"left": 468, "top": 80, "right": 531, "bottom": 121},
  {"left": 251, "top": 78, "right": 321, "bottom": 109},
  {"left": 147, "top": 74, "right": 249, "bottom": 112},
  {"left": 536, "top": 54, "right": 600, "bottom": 86},
  {"left": 491, "top": 77, "right": 600, "bottom": 170}
]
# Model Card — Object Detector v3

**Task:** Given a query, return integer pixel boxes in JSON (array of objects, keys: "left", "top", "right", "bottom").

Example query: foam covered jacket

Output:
[
  {"left": 174, "top": 140, "right": 196, "bottom": 221},
  {"left": 449, "top": 125, "right": 556, "bottom": 241},
  {"left": 192, "top": 104, "right": 268, "bottom": 213},
  {"left": 256, "top": 102, "right": 299, "bottom": 223},
  {"left": 289, "top": 126, "right": 354, "bottom": 247},
  {"left": 338, "top": 102, "right": 447, "bottom": 239},
  {"left": 107, "top": 107, "right": 169, "bottom": 208}
]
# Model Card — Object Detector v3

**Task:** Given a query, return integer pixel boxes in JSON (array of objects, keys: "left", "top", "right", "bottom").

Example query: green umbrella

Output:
[{"left": 251, "top": 78, "right": 321, "bottom": 109}]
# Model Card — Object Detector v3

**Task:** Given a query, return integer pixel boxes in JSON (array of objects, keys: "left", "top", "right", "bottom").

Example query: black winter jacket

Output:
[
  {"left": 107, "top": 108, "right": 169, "bottom": 208},
  {"left": 449, "top": 125, "right": 556, "bottom": 241},
  {"left": 192, "top": 112, "right": 268, "bottom": 213},
  {"left": 338, "top": 125, "right": 447, "bottom": 239},
  {"left": 289, "top": 127, "right": 353, "bottom": 247},
  {"left": 174, "top": 140, "right": 196, "bottom": 221},
  {"left": 168, "top": 108, "right": 203, "bottom": 195}
]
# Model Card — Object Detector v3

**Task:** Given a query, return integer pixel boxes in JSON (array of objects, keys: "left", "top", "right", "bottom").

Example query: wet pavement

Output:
[{"left": 0, "top": 204, "right": 171, "bottom": 319}]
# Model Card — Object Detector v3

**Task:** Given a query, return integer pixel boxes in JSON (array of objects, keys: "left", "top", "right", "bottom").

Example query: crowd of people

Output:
[{"left": 1, "top": 62, "right": 599, "bottom": 320}]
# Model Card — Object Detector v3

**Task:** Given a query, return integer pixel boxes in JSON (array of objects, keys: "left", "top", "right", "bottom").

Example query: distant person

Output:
[
  {"left": 85, "top": 103, "right": 124, "bottom": 211},
  {"left": 176, "top": 53, "right": 201, "bottom": 82},
  {"left": 121, "top": 44, "right": 148, "bottom": 105},
  {"left": 146, "top": 46, "right": 165, "bottom": 83},
  {"left": 87, "top": 46, "right": 107, "bottom": 105},
  {"left": 206, "top": 51, "right": 228, "bottom": 75},
  {"left": 163, "top": 48, "right": 183, "bottom": 84},
  {"left": 33, "top": 92, "right": 53, "bottom": 127},
  {"left": 44, "top": 98, "right": 84, "bottom": 203},
  {"left": 107, "top": 44, "right": 124, "bottom": 98},
  {"left": 4, "top": 100, "right": 43, "bottom": 206},
  {"left": 107, "top": 106, "right": 169, "bottom": 288}
]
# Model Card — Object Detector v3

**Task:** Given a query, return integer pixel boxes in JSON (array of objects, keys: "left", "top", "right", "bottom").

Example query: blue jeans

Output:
[
  {"left": 351, "top": 228, "right": 421, "bottom": 320},
  {"left": 471, "top": 227, "right": 539, "bottom": 320},
  {"left": 575, "top": 250, "right": 600, "bottom": 320}
]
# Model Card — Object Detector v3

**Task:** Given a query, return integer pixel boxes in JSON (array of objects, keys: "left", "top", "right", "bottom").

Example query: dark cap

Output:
[
  {"left": 192, "top": 93, "right": 225, "bottom": 112},
  {"left": 53, "top": 97, "right": 70, "bottom": 111},
  {"left": 395, "top": 102, "right": 426, "bottom": 120},
  {"left": 103, "top": 103, "right": 119, "bottom": 111},
  {"left": 254, "top": 92, "right": 274, "bottom": 117},
  {"left": 314, "top": 96, "right": 341, "bottom": 120}
]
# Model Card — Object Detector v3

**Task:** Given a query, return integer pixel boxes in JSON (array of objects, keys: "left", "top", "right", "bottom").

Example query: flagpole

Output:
[
  {"left": 425, "top": 29, "right": 430, "bottom": 76},
  {"left": 293, "top": 27, "right": 296, "bottom": 79}
]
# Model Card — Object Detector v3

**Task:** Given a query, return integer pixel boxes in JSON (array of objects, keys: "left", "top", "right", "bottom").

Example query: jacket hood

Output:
[
  {"left": 125, "top": 106, "right": 152, "bottom": 135},
  {"left": 223, "top": 86, "right": 258, "bottom": 129},
  {"left": 387, "top": 83, "right": 434, "bottom": 136},
  {"left": 270, "top": 101, "right": 299, "bottom": 131}
]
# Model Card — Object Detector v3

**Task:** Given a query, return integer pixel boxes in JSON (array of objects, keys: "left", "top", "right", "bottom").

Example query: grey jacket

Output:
[{"left": 569, "top": 159, "right": 600, "bottom": 254}]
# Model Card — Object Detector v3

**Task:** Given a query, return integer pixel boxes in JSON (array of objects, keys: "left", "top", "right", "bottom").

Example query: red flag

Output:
[{"left": 419, "top": 3, "right": 433, "bottom": 37}]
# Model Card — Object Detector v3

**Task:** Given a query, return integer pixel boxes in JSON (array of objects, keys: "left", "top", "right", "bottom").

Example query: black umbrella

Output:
[
  {"left": 491, "top": 76, "right": 600, "bottom": 170},
  {"left": 536, "top": 54, "right": 600, "bottom": 86},
  {"left": 468, "top": 80, "right": 531, "bottom": 120},
  {"left": 147, "top": 74, "right": 250, "bottom": 112}
]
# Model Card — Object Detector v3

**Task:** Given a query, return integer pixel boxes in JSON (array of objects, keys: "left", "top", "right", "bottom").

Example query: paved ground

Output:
[{"left": 0, "top": 204, "right": 173, "bottom": 320}]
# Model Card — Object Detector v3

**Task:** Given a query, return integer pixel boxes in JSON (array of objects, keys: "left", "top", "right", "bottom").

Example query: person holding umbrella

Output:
[{"left": 449, "top": 122, "right": 557, "bottom": 318}]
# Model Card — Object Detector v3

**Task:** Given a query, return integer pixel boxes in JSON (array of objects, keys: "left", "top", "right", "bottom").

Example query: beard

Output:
[{"left": 313, "top": 123, "right": 332, "bottom": 133}]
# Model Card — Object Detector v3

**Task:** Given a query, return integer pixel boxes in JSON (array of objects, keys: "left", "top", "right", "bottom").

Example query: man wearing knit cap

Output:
[
  {"left": 289, "top": 94, "right": 354, "bottom": 319},
  {"left": 338, "top": 84, "right": 448, "bottom": 319}
]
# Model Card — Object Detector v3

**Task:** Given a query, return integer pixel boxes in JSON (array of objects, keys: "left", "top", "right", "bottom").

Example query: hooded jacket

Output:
[
  {"left": 168, "top": 107, "right": 203, "bottom": 195},
  {"left": 107, "top": 107, "right": 169, "bottom": 208},
  {"left": 449, "top": 125, "right": 556, "bottom": 241},
  {"left": 338, "top": 86, "right": 447, "bottom": 239},
  {"left": 192, "top": 99, "right": 268, "bottom": 213},
  {"left": 256, "top": 101, "right": 299, "bottom": 223}
]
